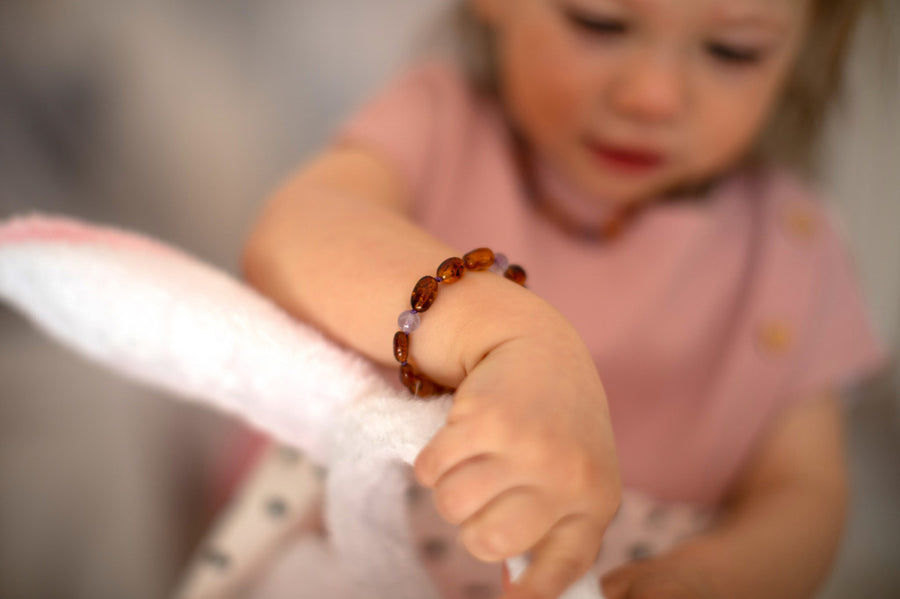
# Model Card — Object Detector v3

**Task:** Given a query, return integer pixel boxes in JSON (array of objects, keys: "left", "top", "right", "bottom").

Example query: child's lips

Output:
[{"left": 585, "top": 140, "right": 665, "bottom": 174}]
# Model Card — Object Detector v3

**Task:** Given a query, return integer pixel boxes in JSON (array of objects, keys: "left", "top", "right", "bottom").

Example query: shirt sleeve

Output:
[
  {"left": 333, "top": 62, "right": 460, "bottom": 208},
  {"left": 784, "top": 203, "right": 888, "bottom": 401}
]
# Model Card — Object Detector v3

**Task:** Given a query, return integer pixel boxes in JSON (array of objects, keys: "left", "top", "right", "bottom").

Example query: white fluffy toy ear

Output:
[
  {"left": 0, "top": 213, "right": 383, "bottom": 464},
  {"left": 0, "top": 213, "right": 604, "bottom": 599}
]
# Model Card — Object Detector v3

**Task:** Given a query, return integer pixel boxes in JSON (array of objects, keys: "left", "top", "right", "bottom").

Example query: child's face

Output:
[{"left": 474, "top": 0, "right": 811, "bottom": 205}]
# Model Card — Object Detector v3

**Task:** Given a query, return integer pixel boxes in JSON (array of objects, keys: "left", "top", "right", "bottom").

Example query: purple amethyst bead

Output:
[
  {"left": 398, "top": 310, "right": 421, "bottom": 333},
  {"left": 489, "top": 252, "right": 510, "bottom": 275}
]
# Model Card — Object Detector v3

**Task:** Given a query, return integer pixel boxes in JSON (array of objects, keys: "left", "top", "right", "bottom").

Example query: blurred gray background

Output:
[{"left": 0, "top": 1, "right": 897, "bottom": 598}]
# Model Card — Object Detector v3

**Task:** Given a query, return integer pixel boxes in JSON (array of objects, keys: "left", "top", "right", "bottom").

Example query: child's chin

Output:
[{"left": 581, "top": 176, "right": 671, "bottom": 206}]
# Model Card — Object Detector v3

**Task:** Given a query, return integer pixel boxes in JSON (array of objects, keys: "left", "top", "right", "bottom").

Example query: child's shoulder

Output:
[
  {"left": 386, "top": 59, "right": 475, "bottom": 95},
  {"left": 337, "top": 59, "right": 502, "bottom": 201},
  {"left": 708, "top": 166, "right": 870, "bottom": 339},
  {"left": 393, "top": 59, "right": 468, "bottom": 86},
  {"left": 721, "top": 166, "right": 821, "bottom": 213},
  {"left": 714, "top": 166, "right": 884, "bottom": 394},
  {"left": 361, "top": 59, "right": 491, "bottom": 123}
]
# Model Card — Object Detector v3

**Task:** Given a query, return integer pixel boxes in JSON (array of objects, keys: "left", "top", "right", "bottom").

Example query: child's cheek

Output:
[
  {"left": 501, "top": 21, "right": 593, "bottom": 150},
  {"left": 689, "top": 79, "right": 776, "bottom": 173},
  {"left": 691, "top": 35, "right": 805, "bottom": 167}
]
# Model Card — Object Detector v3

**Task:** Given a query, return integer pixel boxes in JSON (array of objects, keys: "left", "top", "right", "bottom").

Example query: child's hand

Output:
[
  {"left": 601, "top": 557, "right": 717, "bottom": 599},
  {"left": 413, "top": 310, "right": 621, "bottom": 599}
]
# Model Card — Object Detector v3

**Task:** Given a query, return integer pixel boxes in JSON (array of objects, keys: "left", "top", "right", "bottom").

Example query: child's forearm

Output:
[
  {"left": 241, "top": 151, "right": 551, "bottom": 387},
  {"left": 247, "top": 151, "right": 622, "bottom": 599},
  {"left": 639, "top": 395, "right": 846, "bottom": 599},
  {"left": 668, "top": 470, "right": 846, "bottom": 599},
  {"left": 603, "top": 395, "right": 847, "bottom": 599}
]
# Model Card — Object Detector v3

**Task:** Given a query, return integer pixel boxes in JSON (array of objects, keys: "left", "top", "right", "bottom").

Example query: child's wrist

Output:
[{"left": 408, "top": 270, "right": 561, "bottom": 388}]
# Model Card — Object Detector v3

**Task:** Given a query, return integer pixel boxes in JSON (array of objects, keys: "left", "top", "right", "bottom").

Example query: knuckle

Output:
[
  {"left": 482, "top": 526, "right": 512, "bottom": 557},
  {"left": 571, "top": 452, "right": 597, "bottom": 488},
  {"left": 555, "top": 450, "right": 595, "bottom": 498},
  {"left": 450, "top": 391, "right": 493, "bottom": 423},
  {"left": 477, "top": 408, "right": 511, "bottom": 445},
  {"left": 461, "top": 522, "right": 511, "bottom": 562},
  {"left": 526, "top": 433, "right": 555, "bottom": 468}
]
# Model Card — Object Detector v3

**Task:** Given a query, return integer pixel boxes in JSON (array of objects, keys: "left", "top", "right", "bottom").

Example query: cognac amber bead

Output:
[
  {"left": 413, "top": 376, "right": 441, "bottom": 398},
  {"left": 504, "top": 264, "right": 527, "bottom": 285},
  {"left": 399, "top": 364, "right": 441, "bottom": 397},
  {"left": 399, "top": 363, "right": 417, "bottom": 389},
  {"left": 436, "top": 257, "right": 465, "bottom": 283},
  {"left": 463, "top": 248, "right": 495, "bottom": 271},
  {"left": 410, "top": 276, "right": 440, "bottom": 312},
  {"left": 599, "top": 217, "right": 625, "bottom": 241},
  {"left": 393, "top": 331, "right": 409, "bottom": 363}
]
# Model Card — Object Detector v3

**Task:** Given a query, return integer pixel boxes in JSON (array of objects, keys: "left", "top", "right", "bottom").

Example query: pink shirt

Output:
[{"left": 338, "top": 62, "right": 886, "bottom": 506}]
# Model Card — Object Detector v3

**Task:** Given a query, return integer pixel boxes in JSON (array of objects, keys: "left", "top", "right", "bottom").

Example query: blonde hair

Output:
[{"left": 434, "top": 0, "right": 878, "bottom": 174}]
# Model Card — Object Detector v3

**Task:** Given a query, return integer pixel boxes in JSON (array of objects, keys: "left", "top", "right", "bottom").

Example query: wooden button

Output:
[
  {"left": 782, "top": 205, "right": 816, "bottom": 240},
  {"left": 758, "top": 321, "right": 792, "bottom": 354}
]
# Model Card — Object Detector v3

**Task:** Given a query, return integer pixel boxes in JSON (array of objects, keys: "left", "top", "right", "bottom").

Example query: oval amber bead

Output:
[
  {"left": 393, "top": 331, "right": 409, "bottom": 363},
  {"left": 413, "top": 375, "right": 441, "bottom": 398},
  {"left": 399, "top": 362, "right": 415, "bottom": 383},
  {"left": 463, "top": 248, "right": 495, "bottom": 271},
  {"left": 399, "top": 364, "right": 439, "bottom": 397},
  {"left": 436, "top": 257, "right": 465, "bottom": 283},
  {"left": 599, "top": 217, "right": 625, "bottom": 241},
  {"left": 410, "top": 276, "right": 439, "bottom": 312},
  {"left": 399, "top": 363, "right": 417, "bottom": 392},
  {"left": 504, "top": 264, "right": 527, "bottom": 285}
]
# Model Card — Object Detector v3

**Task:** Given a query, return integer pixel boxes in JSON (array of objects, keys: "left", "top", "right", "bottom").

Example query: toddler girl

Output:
[{"left": 241, "top": 0, "right": 886, "bottom": 597}]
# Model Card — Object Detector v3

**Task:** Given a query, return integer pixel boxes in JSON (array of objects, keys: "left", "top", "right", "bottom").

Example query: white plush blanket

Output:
[{"left": 0, "top": 214, "right": 609, "bottom": 599}]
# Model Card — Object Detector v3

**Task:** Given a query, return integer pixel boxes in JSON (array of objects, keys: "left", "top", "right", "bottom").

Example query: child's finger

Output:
[
  {"left": 505, "top": 514, "right": 601, "bottom": 599},
  {"left": 459, "top": 486, "right": 556, "bottom": 561},
  {"left": 432, "top": 454, "right": 520, "bottom": 525},
  {"left": 413, "top": 418, "right": 497, "bottom": 487}
]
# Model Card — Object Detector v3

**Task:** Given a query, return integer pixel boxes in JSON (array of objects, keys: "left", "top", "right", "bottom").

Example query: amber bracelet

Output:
[{"left": 393, "top": 247, "right": 527, "bottom": 398}]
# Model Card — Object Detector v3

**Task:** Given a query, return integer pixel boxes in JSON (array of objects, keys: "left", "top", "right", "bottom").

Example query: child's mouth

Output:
[{"left": 585, "top": 140, "right": 665, "bottom": 174}]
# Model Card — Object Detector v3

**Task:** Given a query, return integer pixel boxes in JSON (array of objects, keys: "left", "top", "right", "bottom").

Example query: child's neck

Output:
[
  {"left": 532, "top": 158, "right": 619, "bottom": 224},
  {"left": 511, "top": 132, "right": 724, "bottom": 242},
  {"left": 511, "top": 135, "right": 650, "bottom": 242}
]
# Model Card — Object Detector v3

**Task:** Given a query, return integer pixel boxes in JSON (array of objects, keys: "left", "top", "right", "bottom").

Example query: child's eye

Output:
[
  {"left": 706, "top": 42, "right": 763, "bottom": 66},
  {"left": 563, "top": 9, "right": 629, "bottom": 36}
]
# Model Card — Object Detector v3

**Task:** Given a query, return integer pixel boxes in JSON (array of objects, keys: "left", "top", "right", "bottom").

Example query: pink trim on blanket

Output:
[{"left": 0, "top": 214, "right": 181, "bottom": 258}]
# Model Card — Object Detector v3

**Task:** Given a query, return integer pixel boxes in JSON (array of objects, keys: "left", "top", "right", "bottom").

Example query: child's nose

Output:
[{"left": 609, "top": 51, "right": 687, "bottom": 124}]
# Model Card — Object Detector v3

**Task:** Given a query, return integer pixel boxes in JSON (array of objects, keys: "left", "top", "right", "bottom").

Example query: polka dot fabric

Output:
[{"left": 404, "top": 469, "right": 713, "bottom": 598}]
